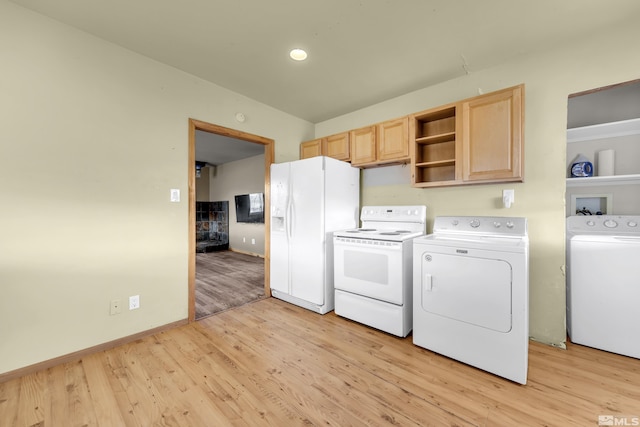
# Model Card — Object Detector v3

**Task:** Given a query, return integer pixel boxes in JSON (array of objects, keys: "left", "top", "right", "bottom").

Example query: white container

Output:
[{"left": 597, "top": 149, "right": 615, "bottom": 176}]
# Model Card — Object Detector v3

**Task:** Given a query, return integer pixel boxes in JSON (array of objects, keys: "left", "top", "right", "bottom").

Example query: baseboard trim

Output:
[
  {"left": 229, "top": 247, "right": 265, "bottom": 258},
  {"left": 0, "top": 318, "right": 188, "bottom": 384}
]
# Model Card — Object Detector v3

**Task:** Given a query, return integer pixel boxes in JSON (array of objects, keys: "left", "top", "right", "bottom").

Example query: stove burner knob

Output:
[
  {"left": 451, "top": 219, "right": 459, "bottom": 226},
  {"left": 506, "top": 221, "right": 514, "bottom": 229},
  {"left": 470, "top": 219, "right": 480, "bottom": 228},
  {"left": 586, "top": 220, "right": 595, "bottom": 226},
  {"left": 604, "top": 219, "right": 618, "bottom": 228},
  {"left": 628, "top": 221, "right": 638, "bottom": 227},
  {"left": 493, "top": 221, "right": 501, "bottom": 228}
]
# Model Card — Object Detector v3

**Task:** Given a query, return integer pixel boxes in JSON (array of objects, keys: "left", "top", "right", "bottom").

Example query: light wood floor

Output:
[
  {"left": 195, "top": 250, "right": 265, "bottom": 319},
  {"left": 2, "top": 297, "right": 639, "bottom": 426}
]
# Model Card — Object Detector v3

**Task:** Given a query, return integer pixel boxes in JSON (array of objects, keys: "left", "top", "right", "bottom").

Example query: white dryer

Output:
[
  {"left": 566, "top": 215, "right": 640, "bottom": 359},
  {"left": 413, "top": 216, "right": 529, "bottom": 384}
]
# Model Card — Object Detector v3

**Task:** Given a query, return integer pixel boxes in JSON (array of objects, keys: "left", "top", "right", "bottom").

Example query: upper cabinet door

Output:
[
  {"left": 350, "top": 125, "right": 377, "bottom": 166},
  {"left": 378, "top": 117, "right": 409, "bottom": 163},
  {"left": 300, "top": 138, "right": 323, "bottom": 159},
  {"left": 461, "top": 85, "right": 524, "bottom": 183},
  {"left": 324, "top": 132, "right": 350, "bottom": 161}
]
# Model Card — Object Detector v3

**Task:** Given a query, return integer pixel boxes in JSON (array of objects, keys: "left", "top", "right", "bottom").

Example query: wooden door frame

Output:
[{"left": 188, "top": 118, "right": 274, "bottom": 322}]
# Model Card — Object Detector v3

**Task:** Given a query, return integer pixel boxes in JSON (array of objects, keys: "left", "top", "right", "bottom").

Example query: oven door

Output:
[{"left": 333, "top": 236, "right": 406, "bottom": 305}]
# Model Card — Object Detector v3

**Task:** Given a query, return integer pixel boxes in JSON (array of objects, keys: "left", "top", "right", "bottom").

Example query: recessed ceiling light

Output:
[{"left": 289, "top": 48, "right": 308, "bottom": 61}]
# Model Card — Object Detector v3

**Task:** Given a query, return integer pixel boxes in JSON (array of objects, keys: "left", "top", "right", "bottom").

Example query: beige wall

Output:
[
  {"left": 0, "top": 1, "right": 311, "bottom": 375},
  {"left": 2, "top": 0, "right": 639, "bottom": 375},
  {"left": 315, "top": 19, "right": 640, "bottom": 347},
  {"left": 210, "top": 154, "right": 266, "bottom": 256},
  {"left": 195, "top": 166, "right": 212, "bottom": 201}
]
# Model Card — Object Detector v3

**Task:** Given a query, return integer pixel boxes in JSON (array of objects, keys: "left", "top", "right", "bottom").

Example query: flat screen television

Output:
[{"left": 234, "top": 193, "right": 265, "bottom": 223}]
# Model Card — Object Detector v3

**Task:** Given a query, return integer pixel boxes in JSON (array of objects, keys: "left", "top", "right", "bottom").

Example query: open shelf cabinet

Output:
[{"left": 411, "top": 105, "right": 460, "bottom": 186}]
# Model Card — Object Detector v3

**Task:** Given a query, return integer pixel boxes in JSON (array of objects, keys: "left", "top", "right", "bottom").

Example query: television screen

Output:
[{"left": 234, "top": 193, "right": 264, "bottom": 223}]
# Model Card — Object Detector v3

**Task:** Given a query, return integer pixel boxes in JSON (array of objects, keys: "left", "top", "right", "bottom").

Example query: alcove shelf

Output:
[{"left": 566, "top": 117, "right": 640, "bottom": 186}]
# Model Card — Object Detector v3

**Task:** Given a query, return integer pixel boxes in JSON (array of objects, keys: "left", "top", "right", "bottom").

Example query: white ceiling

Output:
[
  {"left": 10, "top": 0, "right": 640, "bottom": 163},
  {"left": 195, "top": 130, "right": 264, "bottom": 166}
]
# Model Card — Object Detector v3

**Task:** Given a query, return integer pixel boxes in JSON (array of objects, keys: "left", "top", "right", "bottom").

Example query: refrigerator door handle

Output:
[{"left": 286, "top": 199, "right": 293, "bottom": 241}]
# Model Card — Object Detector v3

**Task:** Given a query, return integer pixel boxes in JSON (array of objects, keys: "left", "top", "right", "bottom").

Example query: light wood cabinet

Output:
[
  {"left": 324, "top": 132, "right": 350, "bottom": 161},
  {"left": 461, "top": 85, "right": 523, "bottom": 183},
  {"left": 300, "top": 139, "right": 322, "bottom": 159},
  {"left": 411, "top": 84, "right": 524, "bottom": 187},
  {"left": 350, "top": 125, "right": 377, "bottom": 166},
  {"left": 410, "top": 104, "right": 461, "bottom": 187},
  {"left": 378, "top": 117, "right": 410, "bottom": 163},
  {"left": 351, "top": 117, "right": 410, "bottom": 167},
  {"left": 300, "top": 132, "right": 350, "bottom": 161}
]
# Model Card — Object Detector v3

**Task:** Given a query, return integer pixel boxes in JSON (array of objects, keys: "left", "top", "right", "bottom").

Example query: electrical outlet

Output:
[
  {"left": 110, "top": 299, "right": 122, "bottom": 315},
  {"left": 251, "top": 238, "right": 255, "bottom": 245},
  {"left": 129, "top": 295, "right": 140, "bottom": 310}
]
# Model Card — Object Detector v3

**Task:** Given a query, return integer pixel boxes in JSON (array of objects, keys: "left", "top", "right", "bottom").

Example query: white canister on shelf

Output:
[{"left": 597, "top": 149, "right": 615, "bottom": 176}]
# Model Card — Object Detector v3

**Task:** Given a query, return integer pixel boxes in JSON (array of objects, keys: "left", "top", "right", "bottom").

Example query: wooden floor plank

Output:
[
  {"left": 82, "top": 354, "right": 128, "bottom": 427},
  {"left": 211, "top": 307, "right": 475, "bottom": 426},
  {"left": 0, "top": 373, "right": 21, "bottom": 426},
  {"left": 155, "top": 328, "right": 252, "bottom": 425},
  {"left": 195, "top": 250, "right": 265, "bottom": 319},
  {"left": 16, "top": 370, "right": 46, "bottom": 427},
  {"left": 4, "top": 297, "right": 640, "bottom": 426}
]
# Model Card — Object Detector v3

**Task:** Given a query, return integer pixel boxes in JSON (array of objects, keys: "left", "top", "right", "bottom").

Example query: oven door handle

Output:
[{"left": 333, "top": 238, "right": 404, "bottom": 252}]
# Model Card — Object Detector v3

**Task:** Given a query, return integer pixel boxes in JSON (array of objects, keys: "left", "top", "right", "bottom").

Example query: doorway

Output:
[{"left": 188, "top": 118, "right": 274, "bottom": 322}]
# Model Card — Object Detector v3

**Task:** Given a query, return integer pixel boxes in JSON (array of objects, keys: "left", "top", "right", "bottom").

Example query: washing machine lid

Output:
[{"left": 569, "top": 234, "right": 640, "bottom": 244}]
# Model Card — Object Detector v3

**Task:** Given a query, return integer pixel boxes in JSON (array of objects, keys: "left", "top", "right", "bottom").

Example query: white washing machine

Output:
[
  {"left": 566, "top": 215, "right": 640, "bottom": 359},
  {"left": 413, "top": 216, "right": 529, "bottom": 384}
]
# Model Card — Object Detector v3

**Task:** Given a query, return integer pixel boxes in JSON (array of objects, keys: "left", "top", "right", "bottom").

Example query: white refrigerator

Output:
[{"left": 270, "top": 156, "right": 360, "bottom": 314}]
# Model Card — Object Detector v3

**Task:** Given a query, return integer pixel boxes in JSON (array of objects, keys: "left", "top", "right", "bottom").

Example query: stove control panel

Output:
[{"left": 360, "top": 205, "right": 427, "bottom": 222}]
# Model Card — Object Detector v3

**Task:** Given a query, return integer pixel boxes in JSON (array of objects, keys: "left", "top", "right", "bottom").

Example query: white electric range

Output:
[{"left": 333, "top": 205, "right": 427, "bottom": 337}]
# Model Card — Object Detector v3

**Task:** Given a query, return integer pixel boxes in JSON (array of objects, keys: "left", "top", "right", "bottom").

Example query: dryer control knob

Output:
[
  {"left": 470, "top": 219, "right": 480, "bottom": 228},
  {"left": 604, "top": 219, "right": 618, "bottom": 228}
]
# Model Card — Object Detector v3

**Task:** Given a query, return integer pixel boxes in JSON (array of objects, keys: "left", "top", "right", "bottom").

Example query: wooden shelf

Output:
[
  {"left": 416, "top": 159, "right": 455, "bottom": 168},
  {"left": 566, "top": 174, "right": 640, "bottom": 187},
  {"left": 411, "top": 105, "right": 458, "bottom": 186},
  {"left": 416, "top": 132, "right": 456, "bottom": 145}
]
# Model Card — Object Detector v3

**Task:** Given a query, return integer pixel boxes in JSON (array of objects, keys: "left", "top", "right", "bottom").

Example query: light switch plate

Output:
[{"left": 170, "top": 189, "right": 180, "bottom": 202}]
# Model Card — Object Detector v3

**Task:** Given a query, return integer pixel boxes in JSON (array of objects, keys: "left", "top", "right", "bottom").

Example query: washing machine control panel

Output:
[{"left": 567, "top": 215, "right": 640, "bottom": 233}]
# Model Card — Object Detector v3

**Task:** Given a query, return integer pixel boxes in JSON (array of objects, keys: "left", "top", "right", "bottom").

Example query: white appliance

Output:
[
  {"left": 333, "top": 205, "right": 427, "bottom": 337},
  {"left": 270, "top": 156, "right": 360, "bottom": 314},
  {"left": 413, "top": 216, "right": 529, "bottom": 384},
  {"left": 566, "top": 215, "right": 640, "bottom": 358}
]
